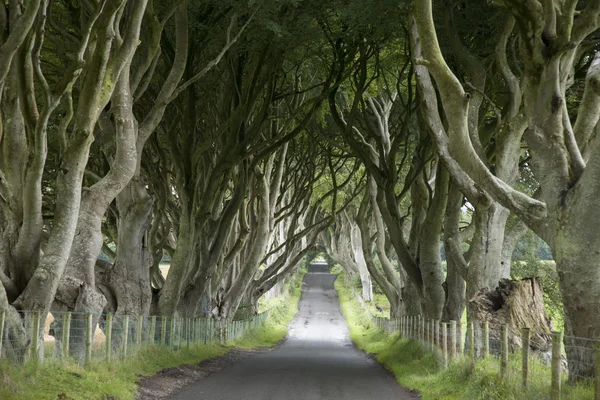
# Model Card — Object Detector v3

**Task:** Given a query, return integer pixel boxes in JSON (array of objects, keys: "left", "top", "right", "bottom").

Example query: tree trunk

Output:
[
  {"left": 107, "top": 179, "right": 154, "bottom": 316},
  {"left": 442, "top": 182, "right": 467, "bottom": 322},
  {"left": 403, "top": 278, "right": 423, "bottom": 316},
  {"left": 157, "top": 205, "right": 195, "bottom": 316},
  {"left": 500, "top": 219, "right": 527, "bottom": 278},
  {"left": 356, "top": 190, "right": 406, "bottom": 318},
  {"left": 553, "top": 226, "right": 600, "bottom": 381},
  {"left": 419, "top": 167, "right": 449, "bottom": 319},
  {"left": 350, "top": 223, "right": 373, "bottom": 302},
  {"left": 466, "top": 204, "right": 510, "bottom": 300},
  {"left": 214, "top": 169, "right": 271, "bottom": 321}
]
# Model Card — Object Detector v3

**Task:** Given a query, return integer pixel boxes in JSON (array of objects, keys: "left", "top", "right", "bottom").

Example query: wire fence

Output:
[
  {"left": 340, "top": 273, "right": 598, "bottom": 399},
  {"left": 370, "top": 315, "right": 600, "bottom": 399},
  {"left": 0, "top": 309, "right": 269, "bottom": 367}
]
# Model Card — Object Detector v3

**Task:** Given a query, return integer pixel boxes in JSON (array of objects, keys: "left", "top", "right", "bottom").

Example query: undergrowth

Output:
[
  {"left": 0, "top": 267, "right": 305, "bottom": 400},
  {"left": 334, "top": 273, "right": 593, "bottom": 400}
]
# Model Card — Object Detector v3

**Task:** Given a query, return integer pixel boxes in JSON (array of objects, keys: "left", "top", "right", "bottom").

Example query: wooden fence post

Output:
[
  {"left": 161, "top": 317, "right": 167, "bottom": 345},
  {"left": 415, "top": 316, "right": 418, "bottom": 341},
  {"left": 149, "top": 316, "right": 156, "bottom": 345},
  {"left": 594, "top": 338, "right": 600, "bottom": 400},
  {"left": 415, "top": 316, "right": 419, "bottom": 340},
  {"left": 105, "top": 314, "right": 113, "bottom": 361},
  {"left": 551, "top": 331, "right": 562, "bottom": 400},
  {"left": 62, "top": 312, "right": 71, "bottom": 359},
  {"left": 442, "top": 322, "right": 448, "bottom": 369},
  {"left": 401, "top": 316, "right": 404, "bottom": 336},
  {"left": 468, "top": 322, "right": 475, "bottom": 359},
  {"left": 420, "top": 315, "right": 425, "bottom": 342},
  {"left": 137, "top": 315, "right": 143, "bottom": 347},
  {"left": 31, "top": 311, "right": 40, "bottom": 364},
  {"left": 192, "top": 318, "right": 197, "bottom": 343},
  {"left": 170, "top": 317, "right": 175, "bottom": 349},
  {"left": 175, "top": 318, "right": 180, "bottom": 348},
  {"left": 522, "top": 328, "right": 530, "bottom": 388},
  {"left": 123, "top": 315, "right": 129, "bottom": 358},
  {"left": 0, "top": 309, "right": 5, "bottom": 357},
  {"left": 501, "top": 324, "right": 508, "bottom": 377},
  {"left": 458, "top": 323, "right": 464, "bottom": 356},
  {"left": 417, "top": 316, "right": 420, "bottom": 341},
  {"left": 483, "top": 322, "right": 490, "bottom": 358},
  {"left": 449, "top": 320, "right": 457, "bottom": 360},
  {"left": 431, "top": 319, "right": 435, "bottom": 350},
  {"left": 186, "top": 318, "right": 190, "bottom": 347},
  {"left": 85, "top": 312, "right": 93, "bottom": 366},
  {"left": 414, "top": 316, "right": 417, "bottom": 339}
]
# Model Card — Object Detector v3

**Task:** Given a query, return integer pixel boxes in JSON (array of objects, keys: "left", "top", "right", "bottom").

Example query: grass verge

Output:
[
  {"left": 0, "top": 344, "right": 228, "bottom": 400},
  {"left": 334, "top": 273, "right": 593, "bottom": 400},
  {"left": 233, "top": 266, "right": 306, "bottom": 349},
  {"left": 0, "top": 268, "right": 305, "bottom": 400}
]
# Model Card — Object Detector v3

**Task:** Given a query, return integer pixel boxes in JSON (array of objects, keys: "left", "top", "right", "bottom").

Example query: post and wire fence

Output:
[
  {"left": 370, "top": 313, "right": 600, "bottom": 399},
  {"left": 0, "top": 309, "right": 269, "bottom": 367},
  {"left": 337, "top": 271, "right": 598, "bottom": 399}
]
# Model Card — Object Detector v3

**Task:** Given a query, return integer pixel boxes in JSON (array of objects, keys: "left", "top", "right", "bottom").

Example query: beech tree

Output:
[
  {"left": 4, "top": 0, "right": 599, "bottom": 383},
  {"left": 413, "top": 0, "right": 600, "bottom": 378},
  {"left": 0, "top": 0, "right": 150, "bottom": 360}
]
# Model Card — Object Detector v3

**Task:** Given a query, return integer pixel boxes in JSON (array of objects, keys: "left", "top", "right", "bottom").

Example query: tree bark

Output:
[
  {"left": 350, "top": 220, "right": 373, "bottom": 302},
  {"left": 419, "top": 166, "right": 449, "bottom": 319}
]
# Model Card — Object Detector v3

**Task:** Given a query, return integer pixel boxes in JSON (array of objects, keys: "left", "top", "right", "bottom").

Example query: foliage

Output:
[{"left": 513, "top": 230, "right": 553, "bottom": 261}]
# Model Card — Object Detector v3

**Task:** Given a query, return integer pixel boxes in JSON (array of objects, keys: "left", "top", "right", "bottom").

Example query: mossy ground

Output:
[
  {"left": 0, "top": 269, "right": 305, "bottom": 400},
  {"left": 334, "top": 273, "right": 594, "bottom": 400}
]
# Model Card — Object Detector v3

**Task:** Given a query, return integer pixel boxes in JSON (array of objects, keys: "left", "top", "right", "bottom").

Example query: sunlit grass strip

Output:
[{"left": 334, "top": 274, "right": 595, "bottom": 400}]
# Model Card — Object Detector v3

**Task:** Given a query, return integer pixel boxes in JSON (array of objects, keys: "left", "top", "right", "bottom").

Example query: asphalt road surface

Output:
[{"left": 169, "top": 265, "right": 418, "bottom": 400}]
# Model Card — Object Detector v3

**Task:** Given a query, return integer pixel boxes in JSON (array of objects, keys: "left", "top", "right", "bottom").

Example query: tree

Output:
[{"left": 413, "top": 0, "right": 600, "bottom": 379}]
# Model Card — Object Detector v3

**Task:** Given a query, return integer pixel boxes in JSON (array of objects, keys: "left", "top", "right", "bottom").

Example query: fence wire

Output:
[
  {"left": 0, "top": 309, "right": 269, "bottom": 367},
  {"left": 366, "top": 313, "right": 600, "bottom": 399},
  {"left": 341, "top": 273, "right": 599, "bottom": 400}
]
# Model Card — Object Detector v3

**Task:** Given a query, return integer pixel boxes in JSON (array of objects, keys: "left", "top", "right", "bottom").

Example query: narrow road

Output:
[{"left": 169, "top": 265, "right": 418, "bottom": 400}]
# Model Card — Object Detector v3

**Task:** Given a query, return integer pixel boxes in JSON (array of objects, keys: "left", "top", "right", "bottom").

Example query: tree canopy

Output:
[{"left": 2, "top": 0, "right": 600, "bottom": 379}]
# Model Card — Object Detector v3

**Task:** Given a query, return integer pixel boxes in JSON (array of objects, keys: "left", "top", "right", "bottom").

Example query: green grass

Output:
[
  {"left": 232, "top": 267, "right": 305, "bottom": 349},
  {"left": 329, "top": 264, "right": 391, "bottom": 318},
  {"left": 334, "top": 273, "right": 594, "bottom": 400},
  {"left": 0, "top": 344, "right": 228, "bottom": 400},
  {"left": 0, "top": 269, "right": 306, "bottom": 400}
]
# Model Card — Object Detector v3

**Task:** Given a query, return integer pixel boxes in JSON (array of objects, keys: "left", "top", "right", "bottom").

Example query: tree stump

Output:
[{"left": 469, "top": 278, "right": 553, "bottom": 360}]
